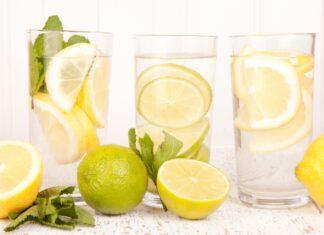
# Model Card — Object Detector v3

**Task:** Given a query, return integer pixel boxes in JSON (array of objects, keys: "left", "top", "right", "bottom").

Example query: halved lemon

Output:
[
  {"left": 0, "top": 141, "right": 42, "bottom": 218},
  {"left": 137, "top": 64, "right": 212, "bottom": 114},
  {"left": 137, "top": 118, "right": 209, "bottom": 156},
  {"left": 77, "top": 57, "right": 110, "bottom": 127},
  {"left": 157, "top": 159, "right": 229, "bottom": 219},
  {"left": 46, "top": 43, "right": 96, "bottom": 112},
  {"left": 138, "top": 77, "right": 206, "bottom": 128},
  {"left": 72, "top": 105, "right": 100, "bottom": 152},
  {"left": 249, "top": 88, "right": 312, "bottom": 153},
  {"left": 33, "top": 93, "right": 86, "bottom": 164},
  {"left": 235, "top": 57, "right": 300, "bottom": 130}
]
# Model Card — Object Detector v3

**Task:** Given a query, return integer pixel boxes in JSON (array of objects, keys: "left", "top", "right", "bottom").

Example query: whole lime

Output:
[{"left": 77, "top": 144, "right": 148, "bottom": 214}]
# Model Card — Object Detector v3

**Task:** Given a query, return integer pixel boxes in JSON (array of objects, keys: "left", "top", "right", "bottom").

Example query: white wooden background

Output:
[{"left": 0, "top": 0, "right": 323, "bottom": 148}]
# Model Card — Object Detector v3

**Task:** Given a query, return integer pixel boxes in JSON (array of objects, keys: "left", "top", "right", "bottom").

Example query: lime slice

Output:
[
  {"left": 77, "top": 57, "right": 110, "bottom": 127},
  {"left": 189, "top": 144, "right": 210, "bottom": 163},
  {"left": 138, "top": 77, "right": 206, "bottom": 128},
  {"left": 137, "top": 118, "right": 209, "bottom": 156},
  {"left": 33, "top": 93, "right": 86, "bottom": 164},
  {"left": 157, "top": 159, "right": 230, "bottom": 219},
  {"left": 46, "top": 43, "right": 96, "bottom": 111},
  {"left": 137, "top": 64, "right": 212, "bottom": 114}
]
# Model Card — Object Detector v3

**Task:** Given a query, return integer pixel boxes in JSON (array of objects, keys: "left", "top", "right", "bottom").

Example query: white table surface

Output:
[{"left": 0, "top": 149, "right": 323, "bottom": 235}]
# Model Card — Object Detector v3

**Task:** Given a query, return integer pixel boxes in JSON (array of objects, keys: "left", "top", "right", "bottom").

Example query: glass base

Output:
[
  {"left": 143, "top": 191, "right": 163, "bottom": 209},
  {"left": 238, "top": 191, "right": 309, "bottom": 209}
]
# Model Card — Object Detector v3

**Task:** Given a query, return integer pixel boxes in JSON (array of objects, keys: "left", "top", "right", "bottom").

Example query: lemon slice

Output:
[
  {"left": 137, "top": 118, "right": 209, "bottom": 156},
  {"left": 46, "top": 43, "right": 96, "bottom": 111},
  {"left": 157, "top": 159, "right": 229, "bottom": 219},
  {"left": 138, "top": 77, "right": 205, "bottom": 128},
  {"left": 0, "top": 141, "right": 42, "bottom": 218},
  {"left": 249, "top": 88, "right": 312, "bottom": 153},
  {"left": 72, "top": 105, "right": 100, "bottom": 152},
  {"left": 235, "top": 57, "right": 300, "bottom": 130},
  {"left": 137, "top": 64, "right": 212, "bottom": 114},
  {"left": 77, "top": 57, "right": 110, "bottom": 127},
  {"left": 33, "top": 93, "right": 86, "bottom": 164},
  {"left": 301, "top": 76, "right": 313, "bottom": 95}
]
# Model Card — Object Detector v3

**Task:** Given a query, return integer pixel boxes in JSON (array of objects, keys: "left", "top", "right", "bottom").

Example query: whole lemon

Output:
[
  {"left": 77, "top": 145, "right": 148, "bottom": 214},
  {"left": 296, "top": 135, "right": 324, "bottom": 205}
]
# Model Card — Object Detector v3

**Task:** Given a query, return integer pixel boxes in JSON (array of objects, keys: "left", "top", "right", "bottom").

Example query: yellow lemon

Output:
[
  {"left": 296, "top": 135, "right": 324, "bottom": 205},
  {"left": 0, "top": 141, "right": 42, "bottom": 218}
]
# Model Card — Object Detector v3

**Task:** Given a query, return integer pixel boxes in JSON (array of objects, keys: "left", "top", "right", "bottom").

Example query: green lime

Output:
[
  {"left": 77, "top": 145, "right": 148, "bottom": 215},
  {"left": 137, "top": 63, "right": 212, "bottom": 114},
  {"left": 137, "top": 118, "right": 210, "bottom": 157}
]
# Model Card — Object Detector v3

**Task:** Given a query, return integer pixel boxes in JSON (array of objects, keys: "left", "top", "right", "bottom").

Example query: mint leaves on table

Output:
[
  {"left": 30, "top": 15, "right": 91, "bottom": 95},
  {"left": 4, "top": 186, "right": 95, "bottom": 232},
  {"left": 128, "top": 128, "right": 183, "bottom": 185}
]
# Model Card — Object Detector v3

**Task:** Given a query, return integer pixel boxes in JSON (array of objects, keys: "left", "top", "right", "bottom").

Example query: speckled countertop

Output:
[{"left": 0, "top": 149, "right": 323, "bottom": 235}]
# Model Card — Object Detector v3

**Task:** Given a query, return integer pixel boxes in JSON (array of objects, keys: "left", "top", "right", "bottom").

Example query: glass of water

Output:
[
  {"left": 230, "top": 33, "right": 315, "bottom": 208},
  {"left": 28, "top": 29, "right": 113, "bottom": 194},
  {"left": 134, "top": 35, "right": 217, "bottom": 208}
]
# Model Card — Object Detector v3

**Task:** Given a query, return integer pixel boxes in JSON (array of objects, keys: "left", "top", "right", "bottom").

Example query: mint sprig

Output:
[
  {"left": 128, "top": 128, "right": 183, "bottom": 184},
  {"left": 4, "top": 186, "right": 95, "bottom": 232},
  {"left": 30, "top": 15, "right": 91, "bottom": 96}
]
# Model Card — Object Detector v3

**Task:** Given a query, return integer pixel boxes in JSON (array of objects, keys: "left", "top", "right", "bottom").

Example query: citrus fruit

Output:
[
  {"left": 137, "top": 118, "right": 209, "bottom": 156},
  {"left": 33, "top": 93, "right": 86, "bottom": 164},
  {"left": 77, "top": 57, "right": 110, "bottom": 127},
  {"left": 301, "top": 76, "right": 313, "bottom": 95},
  {"left": 46, "top": 43, "right": 96, "bottom": 111},
  {"left": 137, "top": 63, "right": 212, "bottom": 114},
  {"left": 157, "top": 159, "right": 229, "bottom": 219},
  {"left": 235, "top": 56, "right": 300, "bottom": 130},
  {"left": 296, "top": 135, "right": 324, "bottom": 205},
  {"left": 77, "top": 145, "right": 148, "bottom": 214},
  {"left": 0, "top": 141, "right": 42, "bottom": 218},
  {"left": 189, "top": 144, "right": 210, "bottom": 163},
  {"left": 72, "top": 105, "right": 100, "bottom": 152},
  {"left": 138, "top": 77, "right": 206, "bottom": 128},
  {"left": 249, "top": 88, "right": 312, "bottom": 152}
]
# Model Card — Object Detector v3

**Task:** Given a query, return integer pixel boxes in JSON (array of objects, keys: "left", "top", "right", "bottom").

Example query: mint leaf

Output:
[
  {"left": 67, "top": 35, "right": 90, "bottom": 46},
  {"left": 152, "top": 132, "right": 183, "bottom": 182},
  {"left": 138, "top": 134, "right": 154, "bottom": 177},
  {"left": 4, "top": 186, "right": 95, "bottom": 232},
  {"left": 43, "top": 15, "right": 63, "bottom": 31},
  {"left": 128, "top": 128, "right": 140, "bottom": 156},
  {"left": 34, "top": 32, "right": 64, "bottom": 58},
  {"left": 75, "top": 206, "right": 95, "bottom": 226},
  {"left": 38, "top": 186, "right": 74, "bottom": 198},
  {"left": 4, "top": 206, "right": 39, "bottom": 232},
  {"left": 29, "top": 42, "right": 44, "bottom": 95},
  {"left": 128, "top": 128, "right": 183, "bottom": 184}
]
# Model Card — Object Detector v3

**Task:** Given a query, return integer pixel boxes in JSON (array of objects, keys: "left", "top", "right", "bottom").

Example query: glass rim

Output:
[
  {"left": 27, "top": 29, "right": 113, "bottom": 36},
  {"left": 229, "top": 32, "right": 316, "bottom": 39},
  {"left": 134, "top": 34, "right": 218, "bottom": 39}
]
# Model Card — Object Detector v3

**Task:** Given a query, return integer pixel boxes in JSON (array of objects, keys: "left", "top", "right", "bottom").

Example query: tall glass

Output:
[
  {"left": 27, "top": 30, "right": 113, "bottom": 194},
  {"left": 230, "top": 33, "right": 315, "bottom": 208},
  {"left": 135, "top": 35, "right": 217, "bottom": 208}
]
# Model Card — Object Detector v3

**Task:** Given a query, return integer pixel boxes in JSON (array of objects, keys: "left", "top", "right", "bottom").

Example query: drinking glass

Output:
[
  {"left": 230, "top": 33, "right": 315, "bottom": 208},
  {"left": 27, "top": 30, "right": 113, "bottom": 195},
  {"left": 135, "top": 35, "right": 217, "bottom": 208}
]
